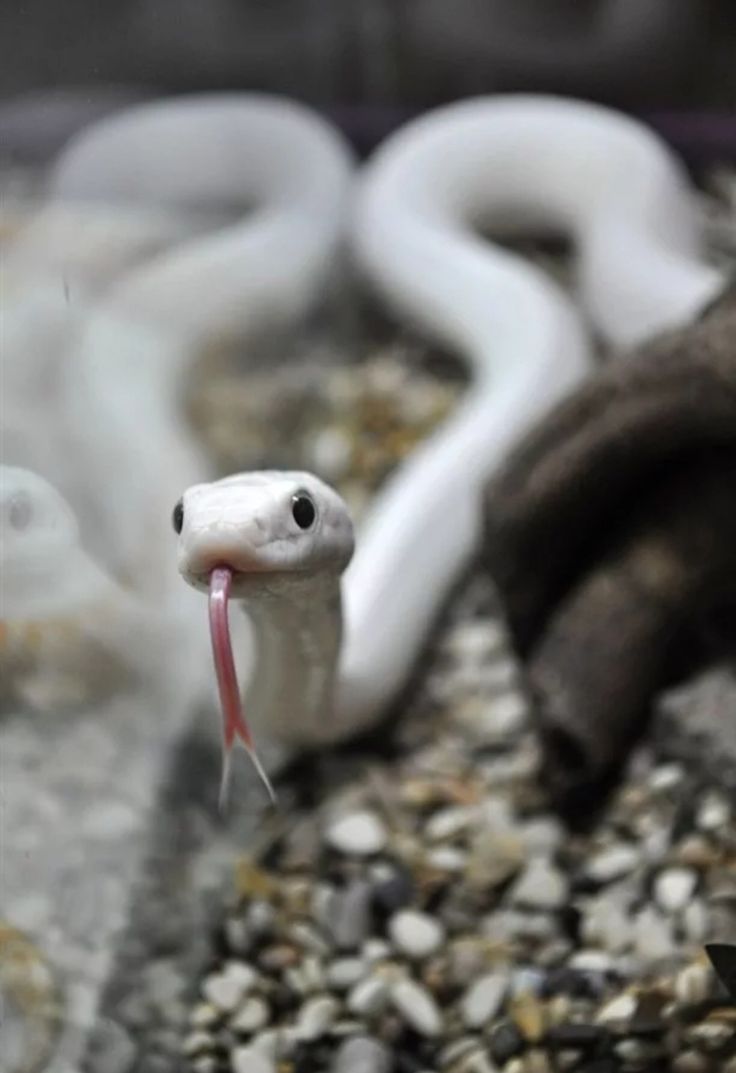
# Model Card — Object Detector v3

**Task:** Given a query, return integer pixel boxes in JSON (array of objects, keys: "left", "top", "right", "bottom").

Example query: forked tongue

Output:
[{"left": 208, "top": 566, "right": 276, "bottom": 811}]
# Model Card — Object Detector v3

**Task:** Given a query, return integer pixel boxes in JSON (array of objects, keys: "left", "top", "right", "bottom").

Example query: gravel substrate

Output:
[{"left": 177, "top": 584, "right": 735, "bottom": 1073}]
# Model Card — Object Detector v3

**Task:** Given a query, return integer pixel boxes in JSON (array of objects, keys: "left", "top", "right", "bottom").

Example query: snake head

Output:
[
  {"left": 172, "top": 470, "right": 354, "bottom": 809},
  {"left": 1, "top": 466, "right": 79, "bottom": 568},
  {"left": 173, "top": 470, "right": 354, "bottom": 595}
]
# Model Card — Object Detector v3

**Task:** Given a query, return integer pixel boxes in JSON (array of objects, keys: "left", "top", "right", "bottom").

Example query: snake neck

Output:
[{"left": 239, "top": 572, "right": 343, "bottom": 744}]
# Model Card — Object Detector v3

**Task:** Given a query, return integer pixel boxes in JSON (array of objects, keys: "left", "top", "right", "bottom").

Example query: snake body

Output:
[{"left": 176, "top": 98, "right": 723, "bottom": 782}]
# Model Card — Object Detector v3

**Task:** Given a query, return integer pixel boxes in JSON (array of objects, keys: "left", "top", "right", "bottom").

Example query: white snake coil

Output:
[{"left": 2, "top": 94, "right": 725, "bottom": 788}]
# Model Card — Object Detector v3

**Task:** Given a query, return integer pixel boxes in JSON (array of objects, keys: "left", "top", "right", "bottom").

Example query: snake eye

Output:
[
  {"left": 291, "top": 492, "right": 316, "bottom": 530},
  {"left": 8, "top": 492, "right": 33, "bottom": 532},
  {"left": 172, "top": 499, "right": 184, "bottom": 534}
]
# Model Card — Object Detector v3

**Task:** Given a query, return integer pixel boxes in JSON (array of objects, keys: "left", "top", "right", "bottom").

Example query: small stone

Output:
[
  {"left": 326, "top": 812, "right": 388, "bottom": 856},
  {"left": 672, "top": 1052, "right": 711, "bottom": 1073},
  {"left": 348, "top": 976, "right": 390, "bottom": 1018},
  {"left": 581, "top": 896, "right": 633, "bottom": 954},
  {"left": 442, "top": 620, "right": 506, "bottom": 661},
  {"left": 225, "top": 917, "right": 253, "bottom": 956},
  {"left": 289, "top": 921, "right": 331, "bottom": 957},
  {"left": 181, "top": 1031, "right": 214, "bottom": 1056},
  {"left": 568, "top": 950, "right": 615, "bottom": 974},
  {"left": 675, "top": 963, "right": 712, "bottom": 1007},
  {"left": 596, "top": 992, "right": 637, "bottom": 1024},
  {"left": 189, "top": 1003, "right": 219, "bottom": 1028},
  {"left": 510, "top": 991, "right": 545, "bottom": 1042},
  {"left": 509, "top": 857, "right": 568, "bottom": 910},
  {"left": 633, "top": 906, "right": 675, "bottom": 961},
  {"left": 231, "top": 996, "right": 270, "bottom": 1034},
  {"left": 654, "top": 867, "right": 698, "bottom": 914},
  {"left": 327, "top": 957, "right": 368, "bottom": 991},
  {"left": 388, "top": 910, "right": 445, "bottom": 960},
  {"left": 390, "top": 978, "right": 443, "bottom": 1037},
  {"left": 682, "top": 899, "right": 709, "bottom": 944},
  {"left": 329, "top": 880, "right": 374, "bottom": 950},
  {"left": 425, "top": 806, "right": 476, "bottom": 841},
  {"left": 426, "top": 847, "right": 467, "bottom": 872},
  {"left": 467, "top": 831, "right": 525, "bottom": 889},
  {"left": 488, "top": 1021, "right": 524, "bottom": 1063},
  {"left": 295, "top": 995, "right": 340, "bottom": 1040},
  {"left": 371, "top": 864, "right": 415, "bottom": 915},
  {"left": 231, "top": 1046, "right": 275, "bottom": 1073},
  {"left": 586, "top": 844, "right": 641, "bottom": 884},
  {"left": 331, "top": 1035, "right": 393, "bottom": 1073},
  {"left": 696, "top": 792, "right": 731, "bottom": 831},
  {"left": 649, "top": 763, "right": 684, "bottom": 792},
  {"left": 202, "top": 963, "right": 256, "bottom": 1012},
  {"left": 362, "top": 939, "right": 392, "bottom": 964},
  {"left": 461, "top": 971, "right": 507, "bottom": 1029}
]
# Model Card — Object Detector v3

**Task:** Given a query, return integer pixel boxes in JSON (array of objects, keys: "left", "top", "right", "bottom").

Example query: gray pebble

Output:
[
  {"left": 295, "top": 995, "right": 340, "bottom": 1040},
  {"left": 390, "top": 978, "right": 443, "bottom": 1037},
  {"left": 586, "top": 844, "right": 641, "bottom": 884},
  {"left": 461, "top": 971, "right": 507, "bottom": 1029},
  {"left": 331, "top": 1036, "right": 394, "bottom": 1073},
  {"left": 329, "top": 879, "right": 374, "bottom": 950},
  {"left": 327, "top": 957, "right": 368, "bottom": 991},
  {"left": 509, "top": 857, "right": 568, "bottom": 910},
  {"left": 348, "top": 976, "right": 390, "bottom": 1018}
]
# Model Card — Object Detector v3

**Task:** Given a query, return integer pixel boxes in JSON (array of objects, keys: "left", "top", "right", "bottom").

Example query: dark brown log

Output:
[
  {"left": 483, "top": 284, "right": 736, "bottom": 652},
  {"left": 530, "top": 451, "right": 736, "bottom": 809}
]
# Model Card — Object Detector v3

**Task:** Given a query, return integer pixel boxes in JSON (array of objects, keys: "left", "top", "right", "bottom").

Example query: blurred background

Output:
[{"left": 2, "top": 0, "right": 735, "bottom": 160}]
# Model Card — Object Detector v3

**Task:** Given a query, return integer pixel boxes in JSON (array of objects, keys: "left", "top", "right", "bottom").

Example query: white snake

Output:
[
  {"left": 3, "top": 95, "right": 724, "bottom": 801},
  {"left": 173, "top": 97, "right": 723, "bottom": 800}
]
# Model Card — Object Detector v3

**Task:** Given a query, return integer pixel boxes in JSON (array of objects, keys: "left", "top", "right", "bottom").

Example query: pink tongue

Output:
[{"left": 208, "top": 566, "right": 276, "bottom": 810}]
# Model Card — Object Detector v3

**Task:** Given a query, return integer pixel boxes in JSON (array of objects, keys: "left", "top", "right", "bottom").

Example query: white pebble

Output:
[
  {"left": 295, "top": 995, "right": 340, "bottom": 1041},
  {"left": 327, "top": 957, "right": 367, "bottom": 991},
  {"left": 425, "top": 806, "right": 476, "bottom": 841},
  {"left": 231, "top": 1046, "right": 275, "bottom": 1073},
  {"left": 633, "top": 906, "right": 675, "bottom": 961},
  {"left": 596, "top": 993, "right": 637, "bottom": 1024},
  {"left": 362, "top": 939, "right": 392, "bottom": 963},
  {"left": 326, "top": 811, "right": 388, "bottom": 856},
  {"left": 390, "top": 978, "right": 443, "bottom": 1037},
  {"left": 389, "top": 910, "right": 445, "bottom": 960},
  {"left": 460, "top": 971, "right": 507, "bottom": 1029},
  {"left": 425, "top": 847, "right": 467, "bottom": 872},
  {"left": 697, "top": 793, "right": 731, "bottom": 831},
  {"left": 675, "top": 963, "right": 712, "bottom": 1006},
  {"left": 231, "top": 996, "right": 270, "bottom": 1034},
  {"left": 510, "top": 856, "right": 568, "bottom": 910},
  {"left": 309, "top": 428, "right": 352, "bottom": 480},
  {"left": 348, "top": 976, "right": 390, "bottom": 1017},
  {"left": 654, "top": 867, "right": 698, "bottom": 914},
  {"left": 586, "top": 844, "right": 641, "bottom": 884},
  {"left": 202, "top": 962, "right": 256, "bottom": 1012}
]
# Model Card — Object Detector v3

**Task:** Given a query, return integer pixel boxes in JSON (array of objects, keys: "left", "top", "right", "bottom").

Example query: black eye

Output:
[
  {"left": 291, "top": 492, "right": 315, "bottom": 529},
  {"left": 172, "top": 499, "right": 184, "bottom": 534}
]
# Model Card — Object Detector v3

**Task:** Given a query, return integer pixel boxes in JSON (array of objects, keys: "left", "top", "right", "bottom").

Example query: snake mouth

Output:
[{"left": 208, "top": 565, "right": 275, "bottom": 809}]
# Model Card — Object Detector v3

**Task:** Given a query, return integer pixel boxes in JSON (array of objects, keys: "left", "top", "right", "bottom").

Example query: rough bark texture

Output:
[{"left": 484, "top": 285, "right": 736, "bottom": 808}]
